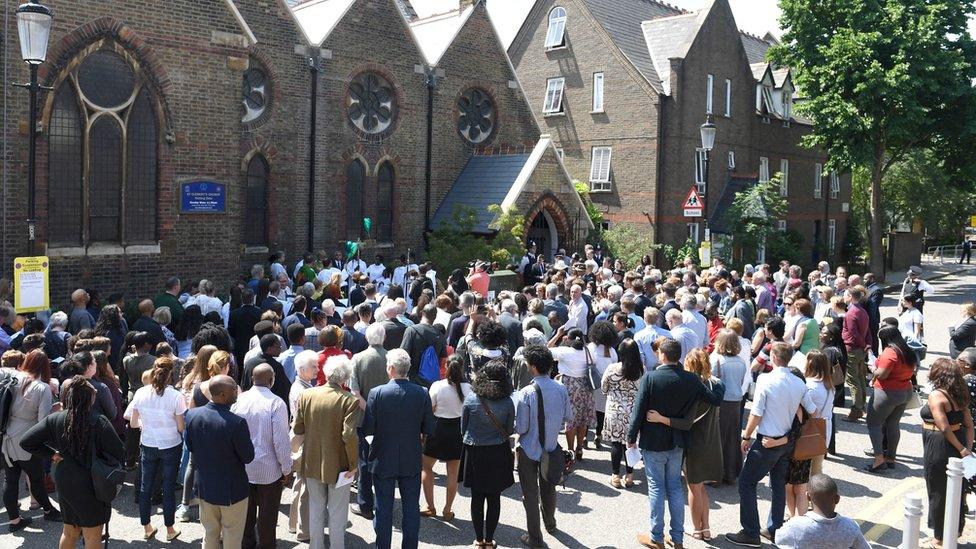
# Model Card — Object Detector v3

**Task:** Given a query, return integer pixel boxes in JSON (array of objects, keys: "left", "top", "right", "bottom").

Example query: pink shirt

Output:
[{"left": 467, "top": 271, "right": 490, "bottom": 297}]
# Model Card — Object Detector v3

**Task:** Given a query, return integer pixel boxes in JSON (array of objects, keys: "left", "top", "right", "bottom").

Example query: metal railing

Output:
[{"left": 924, "top": 245, "right": 964, "bottom": 264}]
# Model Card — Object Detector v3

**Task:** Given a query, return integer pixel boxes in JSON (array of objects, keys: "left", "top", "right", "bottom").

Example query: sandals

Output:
[
  {"left": 144, "top": 527, "right": 158, "bottom": 540},
  {"left": 624, "top": 474, "right": 635, "bottom": 487},
  {"left": 166, "top": 529, "right": 182, "bottom": 542},
  {"left": 574, "top": 449, "right": 584, "bottom": 462},
  {"left": 420, "top": 507, "right": 437, "bottom": 518},
  {"left": 610, "top": 475, "right": 622, "bottom": 488},
  {"left": 442, "top": 509, "right": 455, "bottom": 522}
]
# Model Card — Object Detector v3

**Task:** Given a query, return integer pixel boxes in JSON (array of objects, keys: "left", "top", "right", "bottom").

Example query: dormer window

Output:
[{"left": 545, "top": 7, "right": 567, "bottom": 49}]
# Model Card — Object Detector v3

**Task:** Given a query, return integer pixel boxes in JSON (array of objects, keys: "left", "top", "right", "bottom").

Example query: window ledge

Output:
[
  {"left": 47, "top": 243, "right": 161, "bottom": 257},
  {"left": 244, "top": 245, "right": 270, "bottom": 255},
  {"left": 589, "top": 110, "right": 605, "bottom": 115},
  {"left": 588, "top": 187, "right": 612, "bottom": 194},
  {"left": 545, "top": 46, "right": 568, "bottom": 52},
  {"left": 543, "top": 111, "right": 566, "bottom": 118}
]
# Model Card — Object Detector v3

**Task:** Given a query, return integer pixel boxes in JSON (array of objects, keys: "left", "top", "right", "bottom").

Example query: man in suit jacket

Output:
[
  {"left": 341, "top": 310, "right": 368, "bottom": 355},
  {"left": 229, "top": 289, "right": 263, "bottom": 375},
  {"left": 185, "top": 375, "right": 255, "bottom": 549},
  {"left": 498, "top": 299, "right": 525, "bottom": 353},
  {"left": 864, "top": 273, "right": 884, "bottom": 355},
  {"left": 132, "top": 299, "right": 167, "bottom": 348},
  {"left": 293, "top": 354, "right": 363, "bottom": 549},
  {"left": 363, "top": 349, "right": 435, "bottom": 549},
  {"left": 378, "top": 304, "right": 408, "bottom": 351}
]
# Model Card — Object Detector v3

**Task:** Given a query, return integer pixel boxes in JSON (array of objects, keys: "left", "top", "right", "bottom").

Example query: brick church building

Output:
[
  {"left": 510, "top": 0, "right": 852, "bottom": 264},
  {"left": 0, "top": 0, "right": 591, "bottom": 300}
]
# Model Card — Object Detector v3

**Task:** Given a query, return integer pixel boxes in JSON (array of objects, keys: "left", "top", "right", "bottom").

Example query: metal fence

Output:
[{"left": 924, "top": 245, "right": 964, "bottom": 264}]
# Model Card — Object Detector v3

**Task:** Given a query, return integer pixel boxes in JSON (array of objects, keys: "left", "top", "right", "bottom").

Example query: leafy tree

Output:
[
  {"left": 574, "top": 181, "right": 605, "bottom": 243},
  {"left": 771, "top": 0, "right": 976, "bottom": 276},
  {"left": 427, "top": 204, "right": 526, "bottom": 277},
  {"left": 602, "top": 223, "right": 659, "bottom": 269},
  {"left": 723, "top": 176, "right": 793, "bottom": 265}
]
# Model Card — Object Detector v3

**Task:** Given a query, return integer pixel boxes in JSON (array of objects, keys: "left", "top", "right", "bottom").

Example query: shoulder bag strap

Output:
[
  {"left": 534, "top": 382, "right": 546, "bottom": 453},
  {"left": 478, "top": 396, "right": 509, "bottom": 438},
  {"left": 584, "top": 346, "right": 594, "bottom": 367}
]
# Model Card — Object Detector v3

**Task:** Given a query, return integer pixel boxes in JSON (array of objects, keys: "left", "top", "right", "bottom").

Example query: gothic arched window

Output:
[
  {"left": 47, "top": 45, "right": 158, "bottom": 246},
  {"left": 244, "top": 155, "right": 269, "bottom": 245},
  {"left": 376, "top": 162, "right": 394, "bottom": 242},
  {"left": 346, "top": 160, "right": 366, "bottom": 240}
]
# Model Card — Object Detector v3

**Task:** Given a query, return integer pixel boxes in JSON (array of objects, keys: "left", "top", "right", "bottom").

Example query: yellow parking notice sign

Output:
[
  {"left": 698, "top": 242, "right": 711, "bottom": 266},
  {"left": 970, "top": 215, "right": 976, "bottom": 228},
  {"left": 13, "top": 256, "right": 49, "bottom": 313}
]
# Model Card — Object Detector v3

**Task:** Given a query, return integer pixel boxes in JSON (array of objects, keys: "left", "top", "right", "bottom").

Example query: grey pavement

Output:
[{"left": 2, "top": 267, "right": 976, "bottom": 548}]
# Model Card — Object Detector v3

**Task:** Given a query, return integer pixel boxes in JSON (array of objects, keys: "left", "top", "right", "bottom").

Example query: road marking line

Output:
[
  {"left": 864, "top": 483, "right": 926, "bottom": 542},
  {"left": 854, "top": 477, "right": 925, "bottom": 529}
]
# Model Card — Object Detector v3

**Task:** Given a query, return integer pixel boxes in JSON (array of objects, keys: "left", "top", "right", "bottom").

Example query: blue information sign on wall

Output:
[{"left": 180, "top": 181, "right": 226, "bottom": 213}]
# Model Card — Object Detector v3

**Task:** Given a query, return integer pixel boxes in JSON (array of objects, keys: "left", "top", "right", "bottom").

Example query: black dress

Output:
[
  {"left": 20, "top": 411, "right": 124, "bottom": 527},
  {"left": 921, "top": 400, "right": 967, "bottom": 540}
]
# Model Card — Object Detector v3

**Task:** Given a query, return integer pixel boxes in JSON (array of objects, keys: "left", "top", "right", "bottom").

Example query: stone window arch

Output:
[{"left": 47, "top": 42, "right": 159, "bottom": 246}]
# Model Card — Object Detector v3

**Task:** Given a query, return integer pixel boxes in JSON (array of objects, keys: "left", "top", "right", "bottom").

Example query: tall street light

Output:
[
  {"left": 699, "top": 114, "right": 716, "bottom": 243},
  {"left": 15, "top": 0, "right": 53, "bottom": 256}
]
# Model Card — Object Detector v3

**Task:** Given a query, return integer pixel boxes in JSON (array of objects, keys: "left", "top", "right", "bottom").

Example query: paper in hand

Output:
[
  {"left": 336, "top": 471, "right": 355, "bottom": 488},
  {"left": 963, "top": 455, "right": 976, "bottom": 479},
  {"left": 625, "top": 447, "right": 642, "bottom": 468}
]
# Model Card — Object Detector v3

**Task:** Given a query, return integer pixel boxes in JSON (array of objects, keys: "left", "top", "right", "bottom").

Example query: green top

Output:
[
  {"left": 798, "top": 317, "right": 821, "bottom": 354},
  {"left": 153, "top": 292, "right": 184, "bottom": 328}
]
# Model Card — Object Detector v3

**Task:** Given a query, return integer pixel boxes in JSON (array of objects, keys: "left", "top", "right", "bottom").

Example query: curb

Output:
[{"left": 880, "top": 265, "right": 974, "bottom": 294}]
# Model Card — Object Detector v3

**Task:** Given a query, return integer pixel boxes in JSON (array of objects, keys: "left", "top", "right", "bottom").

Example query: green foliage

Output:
[
  {"left": 771, "top": 0, "right": 976, "bottom": 272},
  {"left": 722, "top": 175, "right": 803, "bottom": 266},
  {"left": 673, "top": 238, "right": 699, "bottom": 269},
  {"left": 877, "top": 150, "right": 974, "bottom": 244},
  {"left": 574, "top": 181, "right": 605, "bottom": 235},
  {"left": 601, "top": 224, "right": 658, "bottom": 269},
  {"left": 428, "top": 204, "right": 526, "bottom": 277}
]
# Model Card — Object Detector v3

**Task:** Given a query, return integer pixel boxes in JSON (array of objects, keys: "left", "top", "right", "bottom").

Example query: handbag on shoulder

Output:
[{"left": 584, "top": 346, "right": 600, "bottom": 391}]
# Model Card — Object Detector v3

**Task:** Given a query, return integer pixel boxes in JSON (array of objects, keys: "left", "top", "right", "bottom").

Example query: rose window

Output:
[
  {"left": 347, "top": 73, "right": 396, "bottom": 134},
  {"left": 457, "top": 88, "right": 495, "bottom": 144}
]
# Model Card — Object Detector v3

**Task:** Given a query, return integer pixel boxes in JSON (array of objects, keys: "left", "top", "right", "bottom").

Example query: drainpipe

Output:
[
  {"left": 422, "top": 67, "right": 438, "bottom": 251},
  {"left": 653, "top": 98, "right": 666, "bottom": 264},
  {"left": 307, "top": 52, "right": 321, "bottom": 254}
]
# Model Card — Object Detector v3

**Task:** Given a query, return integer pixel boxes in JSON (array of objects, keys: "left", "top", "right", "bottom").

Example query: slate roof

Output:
[
  {"left": 740, "top": 31, "right": 771, "bottom": 65},
  {"left": 431, "top": 154, "right": 532, "bottom": 234},
  {"left": 582, "top": 0, "right": 686, "bottom": 93},
  {"left": 641, "top": 12, "right": 706, "bottom": 94},
  {"left": 709, "top": 176, "right": 758, "bottom": 234}
]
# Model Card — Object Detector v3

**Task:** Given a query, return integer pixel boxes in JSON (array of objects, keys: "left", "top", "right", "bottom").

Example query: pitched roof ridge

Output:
[
  {"left": 635, "top": 0, "right": 687, "bottom": 16},
  {"left": 739, "top": 29, "right": 770, "bottom": 43}
]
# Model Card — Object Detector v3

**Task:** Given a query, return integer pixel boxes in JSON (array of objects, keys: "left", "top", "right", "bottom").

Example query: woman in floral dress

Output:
[{"left": 601, "top": 339, "right": 643, "bottom": 488}]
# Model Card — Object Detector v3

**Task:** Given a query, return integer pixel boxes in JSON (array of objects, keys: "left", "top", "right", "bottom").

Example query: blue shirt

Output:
[
  {"left": 278, "top": 345, "right": 303, "bottom": 383},
  {"left": 628, "top": 313, "right": 646, "bottom": 333},
  {"left": 670, "top": 325, "right": 700, "bottom": 362},
  {"left": 634, "top": 325, "right": 672, "bottom": 370},
  {"left": 515, "top": 376, "right": 573, "bottom": 461}
]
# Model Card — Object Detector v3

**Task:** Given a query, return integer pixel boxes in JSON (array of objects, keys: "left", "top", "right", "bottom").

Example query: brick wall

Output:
[{"left": 509, "top": 0, "right": 661, "bottom": 242}]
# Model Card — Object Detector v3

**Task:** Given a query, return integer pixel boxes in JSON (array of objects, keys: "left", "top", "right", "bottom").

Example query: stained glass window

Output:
[
  {"left": 245, "top": 155, "right": 268, "bottom": 245},
  {"left": 47, "top": 44, "right": 158, "bottom": 246},
  {"left": 376, "top": 162, "right": 394, "bottom": 242},
  {"left": 347, "top": 73, "right": 396, "bottom": 134},
  {"left": 346, "top": 160, "right": 365, "bottom": 240}
]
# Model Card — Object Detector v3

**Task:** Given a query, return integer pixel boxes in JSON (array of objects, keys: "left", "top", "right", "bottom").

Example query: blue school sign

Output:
[{"left": 180, "top": 181, "right": 226, "bottom": 213}]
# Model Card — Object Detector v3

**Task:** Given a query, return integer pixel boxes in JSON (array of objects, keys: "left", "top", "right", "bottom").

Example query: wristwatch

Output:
[{"left": 741, "top": 435, "right": 752, "bottom": 441}]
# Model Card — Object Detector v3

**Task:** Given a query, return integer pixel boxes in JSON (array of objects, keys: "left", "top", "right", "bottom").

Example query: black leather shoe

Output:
[
  {"left": 8, "top": 516, "right": 32, "bottom": 533},
  {"left": 350, "top": 505, "right": 374, "bottom": 520}
]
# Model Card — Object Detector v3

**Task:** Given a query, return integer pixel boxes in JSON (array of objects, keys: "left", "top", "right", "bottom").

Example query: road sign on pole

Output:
[{"left": 682, "top": 187, "right": 704, "bottom": 217}]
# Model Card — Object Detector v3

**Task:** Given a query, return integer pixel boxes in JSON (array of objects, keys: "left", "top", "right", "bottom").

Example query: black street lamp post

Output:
[
  {"left": 14, "top": 1, "right": 53, "bottom": 257},
  {"left": 699, "top": 114, "right": 716, "bottom": 243}
]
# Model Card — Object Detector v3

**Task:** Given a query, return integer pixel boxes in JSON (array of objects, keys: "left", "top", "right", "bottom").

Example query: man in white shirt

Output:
[
  {"left": 287, "top": 351, "right": 318, "bottom": 543},
  {"left": 566, "top": 284, "right": 589, "bottom": 335},
  {"left": 231, "top": 364, "right": 293, "bottom": 549},
  {"left": 634, "top": 308, "right": 672, "bottom": 370},
  {"left": 726, "top": 343, "right": 816, "bottom": 548},
  {"left": 666, "top": 309, "right": 698, "bottom": 362},
  {"left": 345, "top": 254, "right": 367, "bottom": 292},
  {"left": 679, "top": 295, "right": 707, "bottom": 347}
]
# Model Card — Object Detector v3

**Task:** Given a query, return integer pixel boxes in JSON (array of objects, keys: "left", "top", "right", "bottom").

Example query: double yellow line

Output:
[{"left": 854, "top": 477, "right": 926, "bottom": 543}]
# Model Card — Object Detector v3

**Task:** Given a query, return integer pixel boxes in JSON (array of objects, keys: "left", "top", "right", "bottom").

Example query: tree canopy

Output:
[{"left": 771, "top": 0, "right": 976, "bottom": 274}]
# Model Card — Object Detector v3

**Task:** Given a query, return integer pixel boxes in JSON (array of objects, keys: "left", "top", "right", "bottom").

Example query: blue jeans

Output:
[
  {"left": 357, "top": 428, "right": 373, "bottom": 512},
  {"left": 738, "top": 436, "right": 793, "bottom": 538},
  {"left": 139, "top": 444, "right": 182, "bottom": 527},
  {"left": 642, "top": 447, "right": 685, "bottom": 544},
  {"left": 373, "top": 474, "right": 420, "bottom": 549}
]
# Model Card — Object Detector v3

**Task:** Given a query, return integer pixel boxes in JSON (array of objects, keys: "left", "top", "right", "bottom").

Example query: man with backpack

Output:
[
  {"left": 400, "top": 305, "right": 446, "bottom": 387},
  {"left": 514, "top": 345, "right": 572, "bottom": 549}
]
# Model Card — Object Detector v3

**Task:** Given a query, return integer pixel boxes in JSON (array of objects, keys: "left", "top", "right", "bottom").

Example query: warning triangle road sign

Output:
[{"left": 682, "top": 187, "right": 704, "bottom": 217}]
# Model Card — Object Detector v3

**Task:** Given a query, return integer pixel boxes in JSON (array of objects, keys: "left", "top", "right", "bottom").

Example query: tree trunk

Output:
[{"left": 868, "top": 142, "right": 886, "bottom": 279}]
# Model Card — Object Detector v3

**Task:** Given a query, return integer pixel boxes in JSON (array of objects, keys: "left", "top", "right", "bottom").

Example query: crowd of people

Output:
[{"left": 0, "top": 242, "right": 969, "bottom": 549}]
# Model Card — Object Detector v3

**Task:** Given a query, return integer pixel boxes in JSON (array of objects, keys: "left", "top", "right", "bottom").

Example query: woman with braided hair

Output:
[{"left": 20, "top": 375, "right": 124, "bottom": 549}]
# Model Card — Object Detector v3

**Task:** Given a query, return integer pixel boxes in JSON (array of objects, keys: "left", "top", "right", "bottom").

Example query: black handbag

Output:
[
  {"left": 90, "top": 434, "right": 126, "bottom": 504},
  {"left": 584, "top": 347, "right": 601, "bottom": 391},
  {"left": 534, "top": 383, "right": 569, "bottom": 485}
]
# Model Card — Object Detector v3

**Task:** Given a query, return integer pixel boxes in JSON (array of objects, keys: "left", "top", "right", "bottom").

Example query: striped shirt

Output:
[{"left": 231, "top": 386, "right": 293, "bottom": 485}]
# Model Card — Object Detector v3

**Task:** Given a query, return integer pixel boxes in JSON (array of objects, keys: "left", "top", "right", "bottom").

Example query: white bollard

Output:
[
  {"left": 901, "top": 494, "right": 922, "bottom": 549},
  {"left": 943, "top": 457, "right": 965, "bottom": 549}
]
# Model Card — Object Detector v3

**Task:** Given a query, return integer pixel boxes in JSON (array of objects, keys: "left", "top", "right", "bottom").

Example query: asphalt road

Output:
[{"left": 2, "top": 266, "right": 974, "bottom": 548}]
